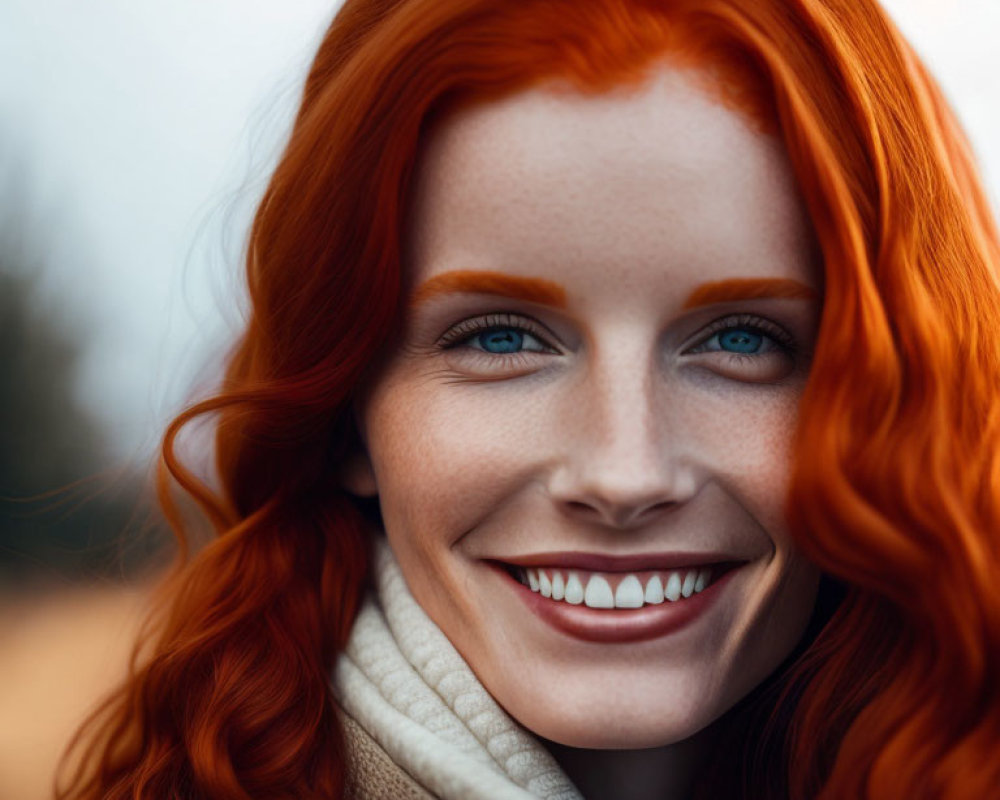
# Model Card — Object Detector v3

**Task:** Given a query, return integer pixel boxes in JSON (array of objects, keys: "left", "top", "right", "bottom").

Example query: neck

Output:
[{"left": 540, "top": 720, "right": 723, "bottom": 800}]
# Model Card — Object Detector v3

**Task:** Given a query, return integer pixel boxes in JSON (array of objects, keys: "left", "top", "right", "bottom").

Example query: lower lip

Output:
[{"left": 494, "top": 564, "right": 741, "bottom": 644}]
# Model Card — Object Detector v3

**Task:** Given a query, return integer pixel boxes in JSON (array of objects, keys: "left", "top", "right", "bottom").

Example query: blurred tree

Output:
[{"left": 0, "top": 191, "right": 169, "bottom": 589}]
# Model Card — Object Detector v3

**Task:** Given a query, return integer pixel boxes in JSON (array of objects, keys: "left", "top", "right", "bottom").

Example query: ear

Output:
[
  {"left": 339, "top": 400, "right": 379, "bottom": 497},
  {"left": 339, "top": 449, "right": 379, "bottom": 498}
]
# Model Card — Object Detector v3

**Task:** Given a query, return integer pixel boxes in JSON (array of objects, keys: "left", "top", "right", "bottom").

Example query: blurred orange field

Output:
[{"left": 0, "top": 583, "right": 152, "bottom": 800}]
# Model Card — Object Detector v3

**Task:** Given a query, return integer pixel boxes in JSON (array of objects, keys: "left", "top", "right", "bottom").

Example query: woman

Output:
[{"left": 57, "top": 0, "right": 1000, "bottom": 798}]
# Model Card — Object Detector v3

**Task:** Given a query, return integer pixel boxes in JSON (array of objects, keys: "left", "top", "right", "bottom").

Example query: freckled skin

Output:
[{"left": 345, "top": 67, "right": 823, "bottom": 753}]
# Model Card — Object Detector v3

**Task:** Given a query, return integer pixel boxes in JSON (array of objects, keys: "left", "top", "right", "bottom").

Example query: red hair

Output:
[{"left": 58, "top": 1, "right": 1000, "bottom": 797}]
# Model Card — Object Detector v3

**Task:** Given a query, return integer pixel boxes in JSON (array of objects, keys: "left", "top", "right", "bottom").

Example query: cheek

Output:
[
  {"left": 675, "top": 385, "right": 799, "bottom": 527},
  {"left": 683, "top": 392, "right": 819, "bottom": 668},
  {"left": 361, "top": 374, "right": 558, "bottom": 640},
  {"left": 363, "top": 375, "right": 548, "bottom": 549}
]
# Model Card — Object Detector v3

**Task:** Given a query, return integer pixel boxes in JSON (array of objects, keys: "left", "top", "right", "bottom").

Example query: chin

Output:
[
  {"left": 487, "top": 669, "right": 734, "bottom": 750},
  {"left": 527, "top": 707, "right": 720, "bottom": 750}
]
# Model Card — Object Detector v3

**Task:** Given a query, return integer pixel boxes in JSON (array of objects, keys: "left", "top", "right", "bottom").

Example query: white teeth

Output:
[
  {"left": 519, "top": 565, "right": 718, "bottom": 606},
  {"left": 550, "top": 571, "right": 565, "bottom": 601},
  {"left": 644, "top": 574, "right": 665, "bottom": 604},
  {"left": 584, "top": 575, "right": 614, "bottom": 609},
  {"left": 614, "top": 575, "right": 644, "bottom": 608},
  {"left": 664, "top": 571, "right": 682, "bottom": 602},
  {"left": 681, "top": 570, "right": 697, "bottom": 598},
  {"left": 564, "top": 572, "right": 585, "bottom": 604}
]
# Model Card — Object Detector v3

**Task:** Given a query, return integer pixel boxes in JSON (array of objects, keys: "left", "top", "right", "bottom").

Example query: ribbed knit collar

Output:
[{"left": 333, "top": 537, "right": 582, "bottom": 800}]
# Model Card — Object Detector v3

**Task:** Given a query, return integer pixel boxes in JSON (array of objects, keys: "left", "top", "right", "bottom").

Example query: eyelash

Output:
[
  {"left": 437, "top": 313, "right": 558, "bottom": 352},
  {"left": 435, "top": 312, "right": 797, "bottom": 363},
  {"left": 686, "top": 313, "right": 797, "bottom": 357}
]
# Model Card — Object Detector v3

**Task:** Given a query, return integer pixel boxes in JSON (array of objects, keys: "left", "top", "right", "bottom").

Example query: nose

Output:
[{"left": 546, "top": 352, "right": 699, "bottom": 530}]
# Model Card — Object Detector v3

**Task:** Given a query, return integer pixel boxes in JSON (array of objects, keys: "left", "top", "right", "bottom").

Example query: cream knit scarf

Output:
[{"left": 333, "top": 537, "right": 583, "bottom": 800}]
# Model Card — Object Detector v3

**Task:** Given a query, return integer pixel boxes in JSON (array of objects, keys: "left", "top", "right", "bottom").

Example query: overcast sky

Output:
[{"left": 1, "top": 0, "right": 997, "bottom": 464}]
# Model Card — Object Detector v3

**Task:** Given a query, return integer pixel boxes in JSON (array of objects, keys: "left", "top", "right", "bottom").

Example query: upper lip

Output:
[{"left": 492, "top": 551, "right": 747, "bottom": 572}]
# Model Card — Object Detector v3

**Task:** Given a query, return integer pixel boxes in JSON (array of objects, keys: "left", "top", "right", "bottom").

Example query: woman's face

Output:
[{"left": 346, "top": 66, "right": 823, "bottom": 748}]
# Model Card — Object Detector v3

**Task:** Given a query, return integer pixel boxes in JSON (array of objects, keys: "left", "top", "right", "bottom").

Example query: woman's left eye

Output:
[
  {"left": 683, "top": 314, "right": 799, "bottom": 381},
  {"left": 690, "top": 326, "right": 781, "bottom": 356},
  {"left": 686, "top": 313, "right": 795, "bottom": 356}
]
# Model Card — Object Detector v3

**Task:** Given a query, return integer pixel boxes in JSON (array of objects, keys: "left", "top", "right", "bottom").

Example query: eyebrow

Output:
[
  {"left": 682, "top": 278, "right": 819, "bottom": 309},
  {"left": 410, "top": 270, "right": 568, "bottom": 308},
  {"left": 410, "top": 271, "right": 816, "bottom": 311}
]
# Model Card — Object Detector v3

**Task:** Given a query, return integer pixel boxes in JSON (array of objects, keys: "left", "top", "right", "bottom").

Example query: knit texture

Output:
[
  {"left": 333, "top": 537, "right": 583, "bottom": 800},
  {"left": 341, "top": 712, "right": 436, "bottom": 799}
]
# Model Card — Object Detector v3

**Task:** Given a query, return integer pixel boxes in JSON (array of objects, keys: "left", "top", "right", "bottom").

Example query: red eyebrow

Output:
[
  {"left": 410, "top": 270, "right": 568, "bottom": 308},
  {"left": 682, "top": 278, "right": 818, "bottom": 309}
]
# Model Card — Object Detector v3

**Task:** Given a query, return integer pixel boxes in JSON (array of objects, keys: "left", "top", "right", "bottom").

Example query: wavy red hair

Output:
[{"left": 57, "top": 0, "right": 1000, "bottom": 797}]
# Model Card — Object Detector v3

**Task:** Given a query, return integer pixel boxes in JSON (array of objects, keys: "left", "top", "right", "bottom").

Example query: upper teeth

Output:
[{"left": 519, "top": 567, "right": 713, "bottom": 608}]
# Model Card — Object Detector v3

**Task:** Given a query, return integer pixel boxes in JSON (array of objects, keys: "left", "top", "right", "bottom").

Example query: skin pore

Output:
[{"left": 345, "top": 66, "right": 823, "bottom": 799}]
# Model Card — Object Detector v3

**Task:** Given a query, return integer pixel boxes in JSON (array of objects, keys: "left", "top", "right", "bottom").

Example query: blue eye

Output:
[
  {"left": 716, "top": 328, "right": 764, "bottom": 353},
  {"left": 438, "top": 313, "right": 557, "bottom": 357},
  {"left": 475, "top": 327, "right": 525, "bottom": 354},
  {"left": 435, "top": 313, "right": 558, "bottom": 377},
  {"left": 687, "top": 315, "right": 795, "bottom": 361},
  {"left": 470, "top": 326, "right": 552, "bottom": 355}
]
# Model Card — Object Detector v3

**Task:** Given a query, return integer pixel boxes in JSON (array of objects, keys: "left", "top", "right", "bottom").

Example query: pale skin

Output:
[{"left": 345, "top": 65, "right": 823, "bottom": 799}]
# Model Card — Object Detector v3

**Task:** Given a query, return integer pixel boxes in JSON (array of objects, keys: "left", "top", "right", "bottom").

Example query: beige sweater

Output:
[
  {"left": 340, "top": 710, "right": 437, "bottom": 799},
  {"left": 333, "top": 539, "right": 582, "bottom": 800}
]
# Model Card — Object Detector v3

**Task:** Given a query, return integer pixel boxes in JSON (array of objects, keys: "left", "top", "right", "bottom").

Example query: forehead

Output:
[{"left": 405, "top": 66, "right": 819, "bottom": 300}]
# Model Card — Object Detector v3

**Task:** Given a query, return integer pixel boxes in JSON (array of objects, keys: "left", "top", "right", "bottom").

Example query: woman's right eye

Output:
[
  {"left": 433, "top": 313, "right": 561, "bottom": 377},
  {"left": 463, "top": 326, "right": 550, "bottom": 354},
  {"left": 437, "top": 313, "right": 558, "bottom": 356}
]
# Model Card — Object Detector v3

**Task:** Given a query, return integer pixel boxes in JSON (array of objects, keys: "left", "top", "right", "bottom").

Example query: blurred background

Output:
[
  {"left": 0, "top": 2, "right": 338, "bottom": 796},
  {"left": 0, "top": 0, "right": 997, "bottom": 798}
]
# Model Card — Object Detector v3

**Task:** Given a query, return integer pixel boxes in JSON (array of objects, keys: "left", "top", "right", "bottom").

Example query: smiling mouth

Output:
[{"left": 501, "top": 562, "right": 742, "bottom": 609}]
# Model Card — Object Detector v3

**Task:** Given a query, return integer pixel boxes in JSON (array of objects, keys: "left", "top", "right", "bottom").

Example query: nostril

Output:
[{"left": 562, "top": 498, "right": 675, "bottom": 529}]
